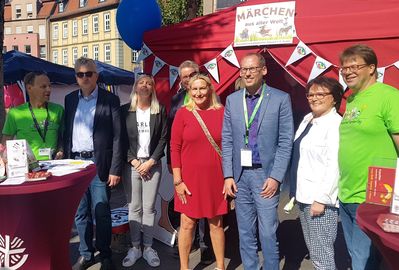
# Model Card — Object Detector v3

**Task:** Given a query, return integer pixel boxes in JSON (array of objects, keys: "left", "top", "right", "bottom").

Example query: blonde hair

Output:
[
  {"left": 129, "top": 74, "right": 160, "bottom": 114},
  {"left": 184, "top": 74, "right": 222, "bottom": 111}
]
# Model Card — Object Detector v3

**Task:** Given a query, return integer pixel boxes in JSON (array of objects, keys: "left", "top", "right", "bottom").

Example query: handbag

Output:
[{"left": 192, "top": 109, "right": 235, "bottom": 210}]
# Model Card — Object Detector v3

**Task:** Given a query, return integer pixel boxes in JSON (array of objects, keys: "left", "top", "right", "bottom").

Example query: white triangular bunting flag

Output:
[
  {"left": 221, "top": 45, "right": 240, "bottom": 68},
  {"left": 286, "top": 41, "right": 312, "bottom": 66},
  {"left": 308, "top": 56, "right": 332, "bottom": 82},
  {"left": 338, "top": 72, "right": 348, "bottom": 91},
  {"left": 205, "top": 58, "right": 219, "bottom": 83},
  {"left": 137, "top": 43, "right": 153, "bottom": 63},
  {"left": 394, "top": 61, "right": 399, "bottom": 69},
  {"left": 377, "top": 67, "right": 385, "bottom": 83},
  {"left": 169, "top": 66, "right": 179, "bottom": 89},
  {"left": 151, "top": 57, "right": 166, "bottom": 76}
]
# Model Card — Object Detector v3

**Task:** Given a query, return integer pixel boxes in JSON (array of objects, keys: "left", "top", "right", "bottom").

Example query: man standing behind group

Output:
[
  {"left": 167, "top": 60, "right": 200, "bottom": 166},
  {"left": 2, "top": 71, "right": 64, "bottom": 160},
  {"left": 64, "top": 57, "right": 122, "bottom": 270},
  {"left": 338, "top": 44, "right": 399, "bottom": 270},
  {"left": 222, "top": 53, "right": 294, "bottom": 269}
]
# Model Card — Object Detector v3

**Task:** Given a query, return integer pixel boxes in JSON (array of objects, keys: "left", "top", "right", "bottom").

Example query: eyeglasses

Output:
[
  {"left": 339, "top": 64, "right": 368, "bottom": 74},
  {"left": 305, "top": 92, "right": 332, "bottom": 100},
  {"left": 76, "top": 71, "right": 96, "bottom": 78},
  {"left": 240, "top": 66, "right": 262, "bottom": 74}
]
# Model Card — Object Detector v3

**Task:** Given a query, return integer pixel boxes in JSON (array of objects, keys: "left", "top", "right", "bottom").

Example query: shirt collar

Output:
[
  {"left": 78, "top": 86, "right": 99, "bottom": 100},
  {"left": 245, "top": 85, "right": 263, "bottom": 98}
]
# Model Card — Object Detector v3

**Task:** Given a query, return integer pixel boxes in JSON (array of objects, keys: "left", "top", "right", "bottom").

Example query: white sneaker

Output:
[
  {"left": 122, "top": 246, "right": 142, "bottom": 267},
  {"left": 143, "top": 246, "right": 160, "bottom": 267}
]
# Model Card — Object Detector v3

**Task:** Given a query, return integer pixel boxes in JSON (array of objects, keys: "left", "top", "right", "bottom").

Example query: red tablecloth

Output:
[
  {"left": 0, "top": 166, "right": 96, "bottom": 270},
  {"left": 356, "top": 203, "right": 399, "bottom": 270}
]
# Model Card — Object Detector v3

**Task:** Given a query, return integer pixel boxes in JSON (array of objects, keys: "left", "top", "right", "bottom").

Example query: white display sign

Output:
[
  {"left": 234, "top": 1, "right": 296, "bottom": 47},
  {"left": 6, "top": 140, "right": 29, "bottom": 178}
]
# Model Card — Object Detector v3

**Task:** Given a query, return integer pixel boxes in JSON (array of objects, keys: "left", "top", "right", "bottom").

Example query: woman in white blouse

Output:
[{"left": 290, "top": 76, "right": 343, "bottom": 270}]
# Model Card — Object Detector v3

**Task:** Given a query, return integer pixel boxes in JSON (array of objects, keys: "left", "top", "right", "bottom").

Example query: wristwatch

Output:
[{"left": 174, "top": 179, "right": 183, "bottom": 186}]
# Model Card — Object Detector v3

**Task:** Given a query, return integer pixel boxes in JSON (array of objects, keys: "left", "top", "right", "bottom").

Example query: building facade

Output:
[
  {"left": 50, "top": 0, "right": 138, "bottom": 71},
  {"left": 4, "top": 0, "right": 56, "bottom": 59},
  {"left": 203, "top": 0, "right": 246, "bottom": 15}
]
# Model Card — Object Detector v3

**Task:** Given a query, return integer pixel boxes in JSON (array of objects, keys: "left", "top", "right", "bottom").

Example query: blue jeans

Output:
[
  {"left": 75, "top": 174, "right": 112, "bottom": 260},
  {"left": 235, "top": 168, "right": 279, "bottom": 270},
  {"left": 339, "top": 201, "right": 380, "bottom": 270}
]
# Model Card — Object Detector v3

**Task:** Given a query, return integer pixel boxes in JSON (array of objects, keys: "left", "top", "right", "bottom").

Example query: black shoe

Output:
[
  {"left": 100, "top": 257, "right": 114, "bottom": 270},
  {"left": 76, "top": 256, "right": 95, "bottom": 270},
  {"left": 200, "top": 247, "right": 214, "bottom": 265}
]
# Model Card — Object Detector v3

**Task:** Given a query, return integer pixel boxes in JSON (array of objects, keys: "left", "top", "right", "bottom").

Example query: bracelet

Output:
[{"left": 174, "top": 179, "right": 183, "bottom": 186}]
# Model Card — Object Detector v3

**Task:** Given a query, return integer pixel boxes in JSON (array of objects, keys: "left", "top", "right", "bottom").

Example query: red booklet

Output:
[{"left": 366, "top": 166, "right": 396, "bottom": 206}]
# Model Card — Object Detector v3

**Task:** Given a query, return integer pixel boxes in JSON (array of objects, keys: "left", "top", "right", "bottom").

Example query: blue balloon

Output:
[{"left": 116, "top": 0, "right": 162, "bottom": 50}]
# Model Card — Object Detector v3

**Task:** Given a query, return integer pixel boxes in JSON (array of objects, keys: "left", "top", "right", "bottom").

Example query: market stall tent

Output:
[
  {"left": 3, "top": 51, "right": 135, "bottom": 107},
  {"left": 142, "top": 0, "right": 399, "bottom": 117}
]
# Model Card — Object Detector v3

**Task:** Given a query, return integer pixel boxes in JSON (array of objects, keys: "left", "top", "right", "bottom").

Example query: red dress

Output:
[{"left": 171, "top": 107, "right": 228, "bottom": 218}]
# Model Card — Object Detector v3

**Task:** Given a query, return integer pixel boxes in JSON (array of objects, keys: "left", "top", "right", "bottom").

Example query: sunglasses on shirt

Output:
[{"left": 76, "top": 71, "right": 96, "bottom": 78}]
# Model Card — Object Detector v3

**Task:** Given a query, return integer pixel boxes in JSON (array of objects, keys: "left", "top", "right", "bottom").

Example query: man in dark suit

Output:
[{"left": 64, "top": 57, "right": 122, "bottom": 270}]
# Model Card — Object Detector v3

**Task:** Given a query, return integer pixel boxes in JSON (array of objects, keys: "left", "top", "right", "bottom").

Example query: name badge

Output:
[
  {"left": 240, "top": 148, "right": 252, "bottom": 167},
  {"left": 39, "top": 148, "right": 52, "bottom": 159}
]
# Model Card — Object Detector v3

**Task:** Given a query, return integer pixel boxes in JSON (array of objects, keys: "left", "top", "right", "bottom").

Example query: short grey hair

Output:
[
  {"left": 74, "top": 57, "right": 97, "bottom": 72},
  {"left": 178, "top": 60, "right": 199, "bottom": 76}
]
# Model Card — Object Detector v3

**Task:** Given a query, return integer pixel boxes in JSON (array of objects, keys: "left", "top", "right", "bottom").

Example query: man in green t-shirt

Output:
[
  {"left": 338, "top": 45, "right": 399, "bottom": 270},
  {"left": 2, "top": 71, "right": 64, "bottom": 161}
]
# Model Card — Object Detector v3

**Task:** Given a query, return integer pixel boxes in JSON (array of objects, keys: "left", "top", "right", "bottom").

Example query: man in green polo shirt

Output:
[
  {"left": 2, "top": 71, "right": 64, "bottom": 161},
  {"left": 338, "top": 44, "right": 399, "bottom": 270}
]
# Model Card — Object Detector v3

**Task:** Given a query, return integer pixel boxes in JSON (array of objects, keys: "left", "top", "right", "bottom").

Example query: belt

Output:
[
  {"left": 72, "top": 151, "right": 94, "bottom": 159},
  {"left": 244, "top": 163, "right": 262, "bottom": 169}
]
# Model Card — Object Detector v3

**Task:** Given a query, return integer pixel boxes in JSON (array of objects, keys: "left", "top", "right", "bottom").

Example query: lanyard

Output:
[
  {"left": 28, "top": 102, "right": 49, "bottom": 143},
  {"left": 243, "top": 85, "right": 265, "bottom": 145},
  {"left": 183, "top": 91, "right": 190, "bottom": 105}
]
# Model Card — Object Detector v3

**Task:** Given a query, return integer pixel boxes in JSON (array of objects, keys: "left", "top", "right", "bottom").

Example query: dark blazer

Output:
[
  {"left": 122, "top": 103, "right": 167, "bottom": 163},
  {"left": 166, "top": 89, "right": 186, "bottom": 164},
  {"left": 63, "top": 87, "right": 122, "bottom": 182}
]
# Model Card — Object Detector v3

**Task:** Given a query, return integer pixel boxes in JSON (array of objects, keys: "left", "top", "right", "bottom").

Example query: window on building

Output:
[
  {"left": 25, "top": 45, "right": 31, "bottom": 55},
  {"left": 53, "top": 24, "right": 59, "bottom": 40},
  {"left": 27, "top": 25, "right": 33, "bottom": 33},
  {"left": 53, "top": 50, "right": 58, "bottom": 64},
  {"left": 82, "top": 46, "right": 88, "bottom": 57},
  {"left": 39, "top": 25, "right": 46, "bottom": 39},
  {"left": 16, "top": 27, "right": 22, "bottom": 34},
  {"left": 5, "top": 27, "right": 11, "bottom": 35},
  {"left": 132, "top": 50, "right": 139, "bottom": 63},
  {"left": 26, "top": 3, "right": 33, "bottom": 17},
  {"left": 92, "top": 15, "right": 99, "bottom": 33},
  {"left": 72, "top": 47, "right": 78, "bottom": 64},
  {"left": 40, "top": 45, "right": 46, "bottom": 59},
  {"left": 79, "top": 0, "right": 86, "bottom": 8},
  {"left": 59, "top": 2, "right": 64, "bottom": 13},
  {"left": 15, "top": 5, "right": 21, "bottom": 19},
  {"left": 62, "top": 49, "right": 68, "bottom": 65},
  {"left": 12, "top": 45, "right": 19, "bottom": 51},
  {"left": 72, "top": 20, "right": 78, "bottom": 36},
  {"left": 82, "top": 18, "right": 88, "bottom": 35},
  {"left": 3, "top": 46, "right": 7, "bottom": 54},
  {"left": 104, "top": 13, "right": 110, "bottom": 32},
  {"left": 93, "top": 45, "right": 99, "bottom": 60},
  {"left": 104, "top": 44, "right": 111, "bottom": 62},
  {"left": 63, "top": 22, "right": 68, "bottom": 39}
]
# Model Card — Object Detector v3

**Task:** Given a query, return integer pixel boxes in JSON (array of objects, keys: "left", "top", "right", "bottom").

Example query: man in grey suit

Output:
[{"left": 222, "top": 53, "right": 294, "bottom": 269}]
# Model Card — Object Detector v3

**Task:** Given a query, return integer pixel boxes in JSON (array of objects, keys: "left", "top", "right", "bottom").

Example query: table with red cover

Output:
[
  {"left": 0, "top": 165, "right": 96, "bottom": 270},
  {"left": 356, "top": 203, "right": 399, "bottom": 270}
]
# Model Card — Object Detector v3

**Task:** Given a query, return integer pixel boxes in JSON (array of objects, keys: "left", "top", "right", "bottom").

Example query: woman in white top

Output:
[
  {"left": 121, "top": 74, "right": 167, "bottom": 268},
  {"left": 290, "top": 76, "right": 343, "bottom": 270}
]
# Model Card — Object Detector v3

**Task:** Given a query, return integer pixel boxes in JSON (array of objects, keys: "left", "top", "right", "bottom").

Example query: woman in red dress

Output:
[{"left": 171, "top": 73, "right": 227, "bottom": 270}]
